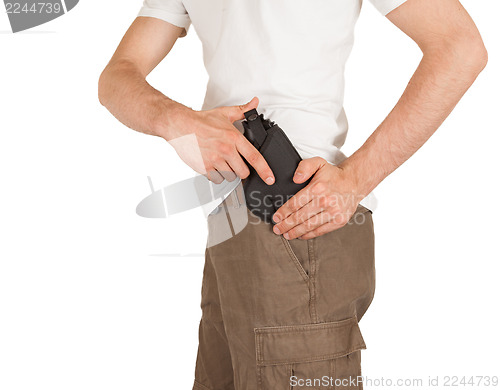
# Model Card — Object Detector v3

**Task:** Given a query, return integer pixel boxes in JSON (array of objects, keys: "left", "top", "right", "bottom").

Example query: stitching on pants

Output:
[
  {"left": 254, "top": 317, "right": 366, "bottom": 366},
  {"left": 280, "top": 236, "right": 309, "bottom": 282},
  {"left": 257, "top": 361, "right": 263, "bottom": 390},
  {"left": 257, "top": 345, "right": 366, "bottom": 366},
  {"left": 254, "top": 316, "right": 358, "bottom": 334},
  {"left": 255, "top": 332, "right": 263, "bottom": 367},
  {"left": 193, "top": 380, "right": 212, "bottom": 390},
  {"left": 307, "top": 238, "right": 318, "bottom": 323}
]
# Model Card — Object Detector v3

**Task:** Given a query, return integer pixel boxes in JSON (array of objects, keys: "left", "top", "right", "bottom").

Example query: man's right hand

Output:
[
  {"left": 163, "top": 96, "right": 275, "bottom": 185},
  {"left": 99, "top": 17, "right": 274, "bottom": 185}
]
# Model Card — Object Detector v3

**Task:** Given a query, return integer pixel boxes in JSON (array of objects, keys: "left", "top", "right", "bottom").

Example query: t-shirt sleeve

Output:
[
  {"left": 368, "top": 0, "right": 408, "bottom": 15},
  {"left": 138, "top": 0, "right": 191, "bottom": 37}
]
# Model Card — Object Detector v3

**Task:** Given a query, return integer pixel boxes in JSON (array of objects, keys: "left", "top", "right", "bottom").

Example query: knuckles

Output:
[
  {"left": 208, "top": 152, "right": 223, "bottom": 164},
  {"left": 226, "top": 131, "right": 239, "bottom": 143},
  {"left": 311, "top": 181, "right": 327, "bottom": 195},
  {"left": 316, "top": 196, "right": 329, "bottom": 208},
  {"left": 331, "top": 212, "right": 348, "bottom": 227},
  {"left": 246, "top": 152, "right": 260, "bottom": 164},
  {"left": 216, "top": 143, "right": 233, "bottom": 156}
]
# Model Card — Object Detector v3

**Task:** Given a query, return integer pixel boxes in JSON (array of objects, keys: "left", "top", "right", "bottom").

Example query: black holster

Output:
[{"left": 242, "top": 109, "right": 311, "bottom": 224}]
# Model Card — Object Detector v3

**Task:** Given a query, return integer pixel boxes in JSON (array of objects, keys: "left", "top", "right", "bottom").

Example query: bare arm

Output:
[
  {"left": 340, "top": 0, "right": 488, "bottom": 197},
  {"left": 273, "top": 0, "right": 487, "bottom": 240},
  {"left": 98, "top": 17, "right": 275, "bottom": 184},
  {"left": 98, "top": 17, "right": 186, "bottom": 136}
]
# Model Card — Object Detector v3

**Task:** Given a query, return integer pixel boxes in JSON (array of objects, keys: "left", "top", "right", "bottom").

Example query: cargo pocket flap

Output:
[{"left": 255, "top": 316, "right": 366, "bottom": 366}]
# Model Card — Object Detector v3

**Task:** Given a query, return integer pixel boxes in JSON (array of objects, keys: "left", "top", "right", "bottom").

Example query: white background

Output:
[{"left": 0, "top": 0, "right": 499, "bottom": 389}]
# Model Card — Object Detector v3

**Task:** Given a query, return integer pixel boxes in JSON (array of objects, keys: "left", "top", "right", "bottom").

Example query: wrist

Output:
[
  {"left": 338, "top": 157, "right": 380, "bottom": 199},
  {"left": 154, "top": 98, "right": 194, "bottom": 141}
]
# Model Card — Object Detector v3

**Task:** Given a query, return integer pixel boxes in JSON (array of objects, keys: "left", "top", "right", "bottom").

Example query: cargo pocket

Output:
[{"left": 255, "top": 316, "right": 365, "bottom": 390}]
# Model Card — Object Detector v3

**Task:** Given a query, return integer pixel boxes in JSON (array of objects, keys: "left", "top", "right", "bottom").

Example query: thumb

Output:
[
  {"left": 225, "top": 96, "right": 259, "bottom": 123},
  {"left": 293, "top": 157, "right": 326, "bottom": 183}
]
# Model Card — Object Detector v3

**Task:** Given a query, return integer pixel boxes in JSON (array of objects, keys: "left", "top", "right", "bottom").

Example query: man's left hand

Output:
[{"left": 272, "top": 157, "right": 363, "bottom": 240}]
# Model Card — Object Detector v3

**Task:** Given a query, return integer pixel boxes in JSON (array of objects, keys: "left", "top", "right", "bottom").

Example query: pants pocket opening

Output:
[{"left": 280, "top": 235, "right": 309, "bottom": 282}]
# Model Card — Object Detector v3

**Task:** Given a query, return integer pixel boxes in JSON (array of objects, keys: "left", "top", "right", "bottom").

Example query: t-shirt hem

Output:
[
  {"left": 359, "top": 191, "right": 378, "bottom": 213},
  {"left": 137, "top": 7, "right": 191, "bottom": 35},
  {"left": 375, "top": 0, "right": 408, "bottom": 15}
]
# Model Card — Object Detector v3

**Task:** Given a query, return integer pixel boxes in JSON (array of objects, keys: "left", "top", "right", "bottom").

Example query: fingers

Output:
[
  {"left": 298, "top": 221, "right": 341, "bottom": 240},
  {"left": 293, "top": 157, "right": 327, "bottom": 183},
  {"left": 205, "top": 138, "right": 252, "bottom": 183},
  {"left": 226, "top": 154, "right": 250, "bottom": 180},
  {"left": 273, "top": 157, "right": 330, "bottom": 223},
  {"left": 202, "top": 96, "right": 272, "bottom": 184},
  {"left": 223, "top": 96, "right": 260, "bottom": 123},
  {"left": 209, "top": 96, "right": 272, "bottom": 183},
  {"left": 236, "top": 136, "right": 275, "bottom": 185},
  {"left": 272, "top": 199, "right": 323, "bottom": 235},
  {"left": 272, "top": 186, "right": 313, "bottom": 223},
  {"left": 212, "top": 160, "right": 237, "bottom": 182},
  {"left": 273, "top": 187, "right": 353, "bottom": 239},
  {"left": 206, "top": 170, "right": 225, "bottom": 184},
  {"left": 279, "top": 211, "right": 347, "bottom": 240}
]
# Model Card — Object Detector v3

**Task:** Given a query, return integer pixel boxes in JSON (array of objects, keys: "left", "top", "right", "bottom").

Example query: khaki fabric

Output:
[{"left": 194, "top": 183, "right": 375, "bottom": 390}]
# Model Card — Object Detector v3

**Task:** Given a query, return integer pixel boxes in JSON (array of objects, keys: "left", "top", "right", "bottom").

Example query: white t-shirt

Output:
[{"left": 138, "top": 0, "right": 408, "bottom": 211}]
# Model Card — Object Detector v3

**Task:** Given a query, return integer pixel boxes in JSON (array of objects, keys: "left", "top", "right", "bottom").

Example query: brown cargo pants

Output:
[{"left": 193, "top": 183, "right": 375, "bottom": 390}]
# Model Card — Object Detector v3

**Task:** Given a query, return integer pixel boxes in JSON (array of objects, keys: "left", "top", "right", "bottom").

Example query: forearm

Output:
[
  {"left": 341, "top": 39, "right": 487, "bottom": 198},
  {"left": 98, "top": 59, "right": 190, "bottom": 139}
]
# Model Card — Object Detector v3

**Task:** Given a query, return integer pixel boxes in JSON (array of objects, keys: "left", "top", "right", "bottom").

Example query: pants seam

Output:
[
  {"left": 257, "top": 365, "right": 263, "bottom": 390},
  {"left": 308, "top": 238, "right": 318, "bottom": 323}
]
